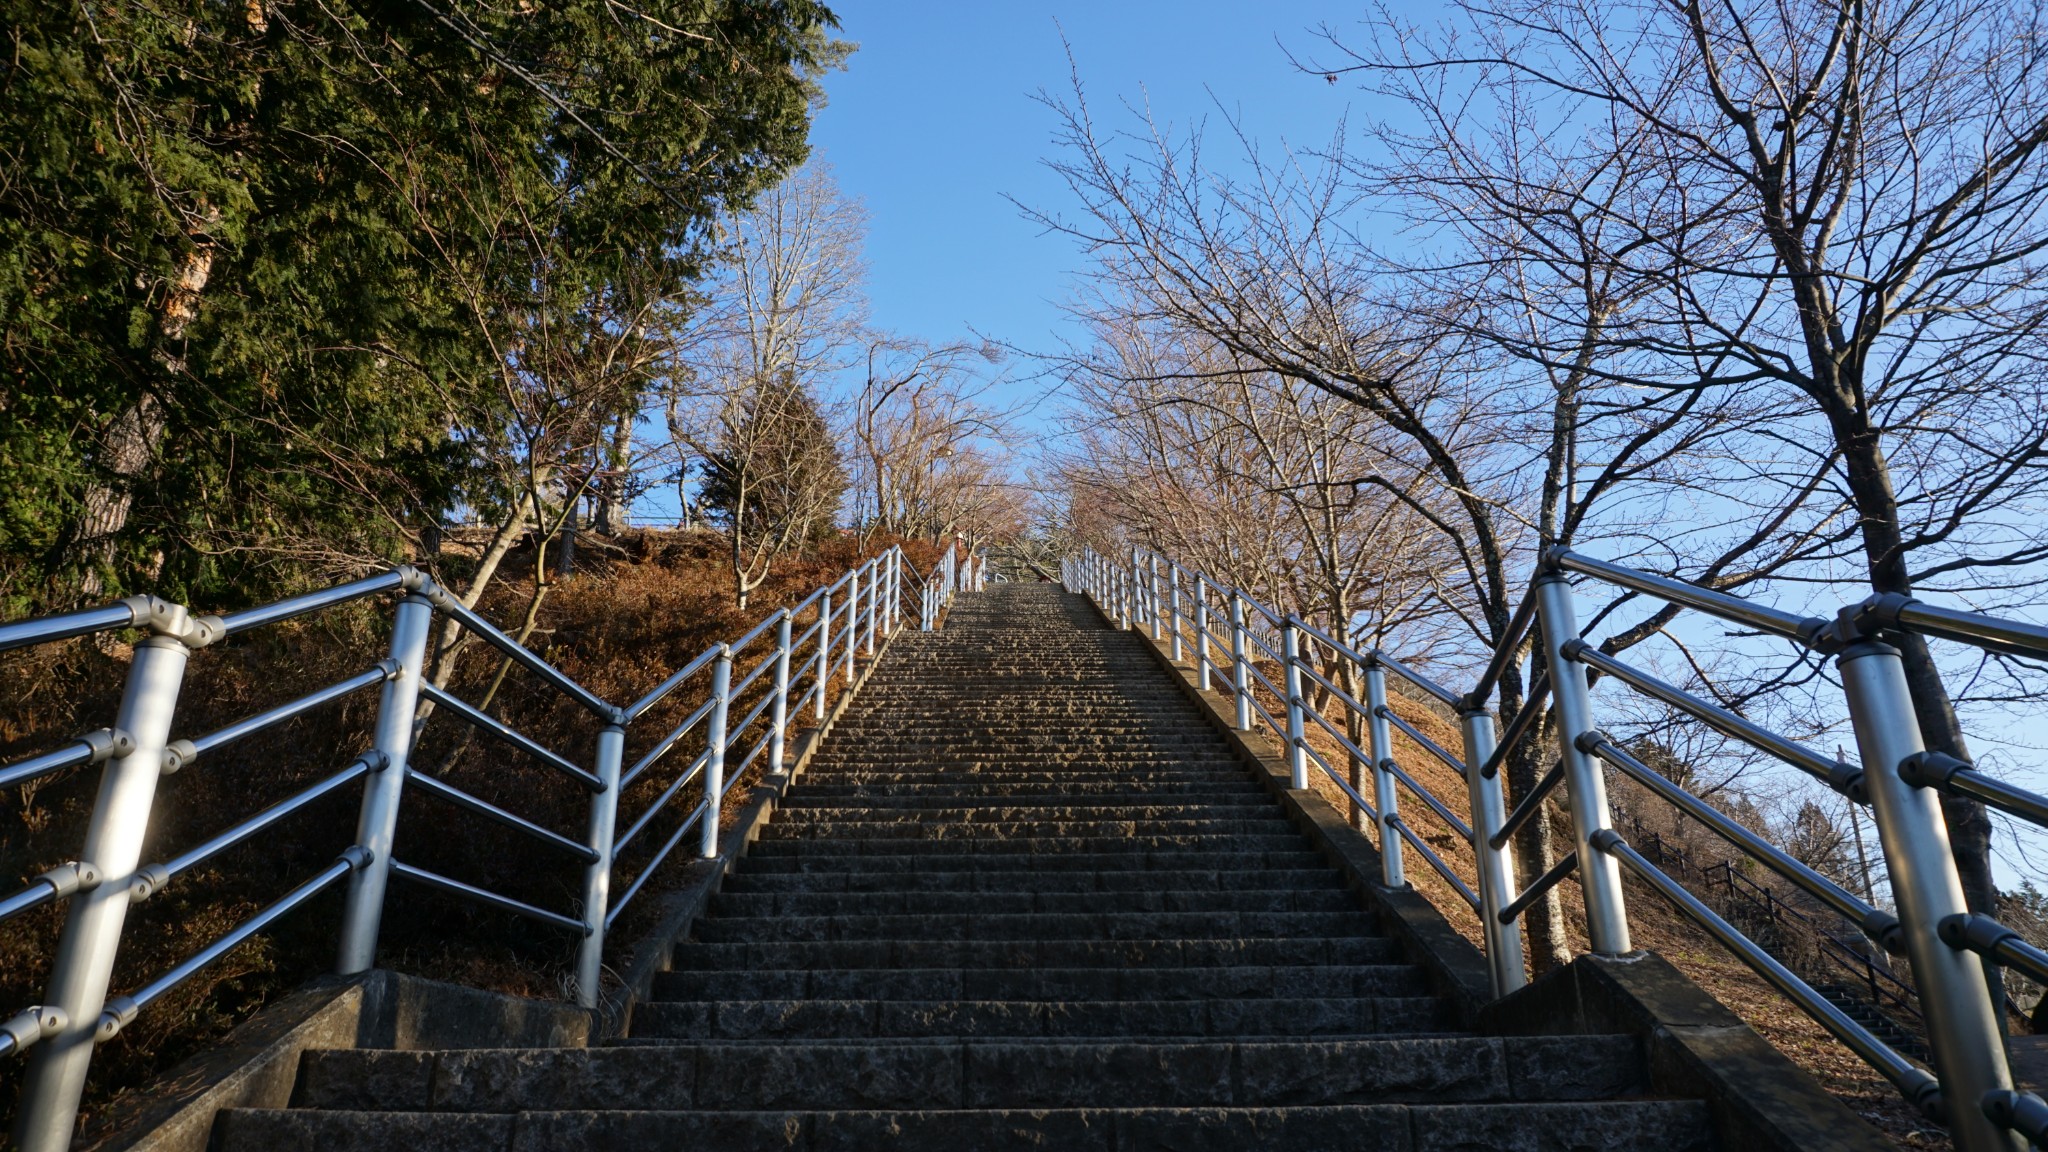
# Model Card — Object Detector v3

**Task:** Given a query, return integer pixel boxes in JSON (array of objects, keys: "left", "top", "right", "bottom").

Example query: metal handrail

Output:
[
  {"left": 0, "top": 543, "right": 927, "bottom": 1150},
  {"left": 1066, "top": 540, "right": 2028, "bottom": 1149},
  {"left": 1598, "top": 831, "right": 1943, "bottom": 1116},
  {"left": 417, "top": 682, "right": 603, "bottom": 791},
  {"left": 405, "top": 769, "right": 598, "bottom": 863},
  {"left": 1549, "top": 549, "right": 1828, "bottom": 647}
]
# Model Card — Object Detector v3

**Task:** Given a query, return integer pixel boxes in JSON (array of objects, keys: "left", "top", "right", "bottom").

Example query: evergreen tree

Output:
[
  {"left": 699, "top": 371, "right": 845, "bottom": 605},
  {"left": 0, "top": 0, "right": 839, "bottom": 610}
]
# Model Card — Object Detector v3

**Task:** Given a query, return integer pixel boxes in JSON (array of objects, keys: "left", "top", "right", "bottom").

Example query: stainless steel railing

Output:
[
  {"left": 1, "top": 542, "right": 976, "bottom": 1151},
  {"left": 1062, "top": 543, "right": 2048, "bottom": 1152}
]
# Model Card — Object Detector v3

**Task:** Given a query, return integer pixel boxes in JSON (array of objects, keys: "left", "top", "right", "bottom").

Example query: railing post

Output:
[
  {"left": 769, "top": 609, "right": 793, "bottom": 773},
  {"left": 863, "top": 560, "right": 878, "bottom": 655},
  {"left": 573, "top": 721, "right": 625, "bottom": 1009},
  {"left": 1363, "top": 659, "right": 1405, "bottom": 887},
  {"left": 1533, "top": 572, "right": 1631, "bottom": 954},
  {"left": 1839, "top": 638, "right": 2018, "bottom": 1152},
  {"left": 1147, "top": 553, "right": 1163, "bottom": 641},
  {"left": 1195, "top": 576, "right": 1213, "bottom": 691},
  {"left": 700, "top": 647, "right": 732, "bottom": 859},
  {"left": 1282, "top": 618, "right": 1310, "bottom": 790},
  {"left": 1168, "top": 566, "right": 1184, "bottom": 662},
  {"left": 1459, "top": 703, "right": 1527, "bottom": 996},
  {"left": 335, "top": 593, "right": 433, "bottom": 973},
  {"left": 1229, "top": 591, "right": 1252, "bottom": 731},
  {"left": 16, "top": 606, "right": 201, "bottom": 1152},
  {"left": 843, "top": 566, "right": 859, "bottom": 685},
  {"left": 817, "top": 587, "right": 834, "bottom": 716}
]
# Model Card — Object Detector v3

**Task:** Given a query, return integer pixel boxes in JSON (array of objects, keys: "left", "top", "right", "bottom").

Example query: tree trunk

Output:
[
  {"left": 1506, "top": 732, "right": 1572, "bottom": 974},
  {"left": 76, "top": 393, "right": 168, "bottom": 598},
  {"left": 1837, "top": 411, "right": 2003, "bottom": 1019}
]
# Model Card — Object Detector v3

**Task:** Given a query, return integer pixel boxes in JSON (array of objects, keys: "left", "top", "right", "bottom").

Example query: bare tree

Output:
[
  {"left": 663, "top": 159, "right": 866, "bottom": 603},
  {"left": 1315, "top": 0, "right": 2048, "bottom": 942}
]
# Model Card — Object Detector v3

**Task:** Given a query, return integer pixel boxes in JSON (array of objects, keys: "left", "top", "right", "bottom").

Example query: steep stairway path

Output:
[{"left": 214, "top": 583, "right": 1711, "bottom": 1150}]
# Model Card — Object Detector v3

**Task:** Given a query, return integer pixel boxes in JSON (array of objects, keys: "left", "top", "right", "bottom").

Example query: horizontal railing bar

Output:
[
  {"left": 728, "top": 610, "right": 787, "bottom": 659},
  {"left": 1895, "top": 600, "right": 2048, "bottom": 663},
  {"left": 1567, "top": 642, "right": 1854, "bottom": 790},
  {"left": 623, "top": 697, "right": 717, "bottom": 790},
  {"left": 790, "top": 681, "right": 822, "bottom": 716},
  {"left": 1296, "top": 660, "right": 1369, "bottom": 722},
  {"left": 185, "top": 665, "right": 390, "bottom": 764},
  {"left": 1942, "top": 914, "right": 2048, "bottom": 990},
  {"left": 0, "top": 863, "right": 100, "bottom": 927},
  {"left": 1305, "top": 704, "right": 1375, "bottom": 772},
  {"left": 1598, "top": 830, "right": 1941, "bottom": 1113},
  {"left": 1291, "top": 616, "right": 1367, "bottom": 666},
  {"left": 1498, "top": 849, "right": 1577, "bottom": 925},
  {"left": 1376, "top": 705, "right": 1468, "bottom": 775},
  {"left": 732, "top": 726, "right": 773, "bottom": 777},
  {"left": 1382, "top": 758, "right": 1474, "bottom": 843},
  {"left": 617, "top": 751, "right": 708, "bottom": 853},
  {"left": 1586, "top": 735, "right": 1902, "bottom": 952},
  {"left": 606, "top": 801, "right": 706, "bottom": 930},
  {"left": 0, "top": 601, "right": 150, "bottom": 654},
  {"left": 1906, "top": 756, "right": 2048, "bottom": 830},
  {"left": 1243, "top": 627, "right": 1283, "bottom": 664},
  {"left": 624, "top": 645, "right": 721, "bottom": 723},
  {"left": 1551, "top": 550, "right": 1825, "bottom": 647},
  {"left": 418, "top": 682, "right": 602, "bottom": 792},
  {"left": 1471, "top": 583, "right": 1541, "bottom": 704},
  {"left": 1491, "top": 761, "right": 1565, "bottom": 850},
  {"left": 1245, "top": 661, "right": 1285, "bottom": 703},
  {"left": 390, "top": 860, "right": 586, "bottom": 935},
  {"left": 219, "top": 570, "right": 407, "bottom": 635},
  {"left": 1388, "top": 815, "right": 1480, "bottom": 909},
  {"left": 729, "top": 647, "right": 777, "bottom": 700},
  {"left": 405, "top": 769, "right": 597, "bottom": 863},
  {"left": 1300, "top": 738, "right": 1380, "bottom": 820},
  {"left": 97, "top": 854, "right": 362, "bottom": 1040},
  {"left": 1370, "top": 651, "right": 1459, "bottom": 707},
  {"left": 425, "top": 588, "right": 615, "bottom": 719},
  {"left": 0, "top": 731, "right": 122, "bottom": 792},
  {"left": 157, "top": 757, "right": 376, "bottom": 882},
  {"left": 1475, "top": 676, "right": 1549, "bottom": 781},
  {"left": 725, "top": 688, "right": 777, "bottom": 748},
  {"left": 794, "top": 618, "right": 825, "bottom": 650},
  {"left": 1247, "top": 695, "right": 1283, "bottom": 740}
]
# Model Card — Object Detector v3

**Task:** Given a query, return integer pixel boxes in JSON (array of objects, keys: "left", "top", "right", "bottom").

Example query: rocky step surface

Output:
[{"left": 216, "top": 581, "right": 1711, "bottom": 1151}]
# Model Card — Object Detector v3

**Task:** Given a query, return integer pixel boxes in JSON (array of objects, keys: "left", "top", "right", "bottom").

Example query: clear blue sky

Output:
[{"left": 809, "top": 1, "right": 1361, "bottom": 365}]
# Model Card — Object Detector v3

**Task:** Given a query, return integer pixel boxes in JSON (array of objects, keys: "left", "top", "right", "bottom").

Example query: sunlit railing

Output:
[
  {"left": 0, "top": 541, "right": 985, "bottom": 1151},
  {"left": 1064, "top": 544, "right": 2048, "bottom": 1152}
]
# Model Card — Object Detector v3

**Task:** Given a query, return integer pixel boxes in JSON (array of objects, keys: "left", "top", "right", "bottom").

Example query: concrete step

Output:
[
  {"left": 628, "top": 996, "right": 1445, "bottom": 1039},
  {"left": 756, "top": 819, "right": 1295, "bottom": 842},
  {"left": 281, "top": 1034, "right": 1641, "bottom": 1112},
  {"left": 667, "top": 936, "right": 1404, "bottom": 971},
  {"left": 217, "top": 1100, "right": 1713, "bottom": 1152},
  {"left": 745, "top": 834, "right": 1310, "bottom": 856},
  {"left": 705, "top": 888, "right": 1359, "bottom": 918},
  {"left": 690, "top": 909, "right": 1376, "bottom": 944},
  {"left": 771, "top": 802, "right": 1278, "bottom": 820},
  {"left": 649, "top": 964, "right": 1428, "bottom": 1002},
  {"left": 733, "top": 849, "right": 1334, "bottom": 874},
  {"left": 720, "top": 867, "right": 1346, "bottom": 894}
]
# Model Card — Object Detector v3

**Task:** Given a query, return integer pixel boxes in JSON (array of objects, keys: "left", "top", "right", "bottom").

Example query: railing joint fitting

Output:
[
  {"left": 1897, "top": 749, "right": 1968, "bottom": 790},
  {"left": 1559, "top": 637, "right": 1589, "bottom": 661},
  {"left": 1831, "top": 591, "right": 1917, "bottom": 647},
  {"left": 0, "top": 1005, "right": 66, "bottom": 1053},
  {"left": 1573, "top": 729, "right": 1608, "bottom": 755},
  {"left": 36, "top": 860, "right": 101, "bottom": 900},
  {"left": 338, "top": 845, "right": 374, "bottom": 871},
  {"left": 161, "top": 738, "right": 199, "bottom": 774},
  {"left": 1982, "top": 1088, "right": 2048, "bottom": 1140},
  {"left": 1589, "top": 827, "right": 1624, "bottom": 853},
  {"left": 95, "top": 997, "right": 138, "bottom": 1042},
  {"left": 358, "top": 749, "right": 393, "bottom": 773},
  {"left": 129, "top": 862, "right": 170, "bottom": 902}
]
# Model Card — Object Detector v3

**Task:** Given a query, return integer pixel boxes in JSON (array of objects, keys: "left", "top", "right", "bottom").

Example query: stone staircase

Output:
[{"left": 213, "top": 583, "right": 1711, "bottom": 1150}]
